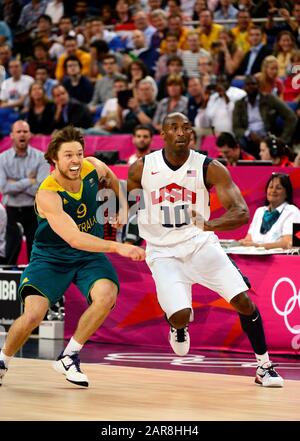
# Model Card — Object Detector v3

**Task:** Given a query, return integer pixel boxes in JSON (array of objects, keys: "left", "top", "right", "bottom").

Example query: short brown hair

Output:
[{"left": 45, "top": 125, "right": 85, "bottom": 165}]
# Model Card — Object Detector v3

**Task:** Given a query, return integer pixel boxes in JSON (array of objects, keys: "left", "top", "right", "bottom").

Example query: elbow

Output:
[
  {"left": 68, "top": 236, "right": 80, "bottom": 249},
  {"left": 241, "top": 207, "right": 250, "bottom": 225}
]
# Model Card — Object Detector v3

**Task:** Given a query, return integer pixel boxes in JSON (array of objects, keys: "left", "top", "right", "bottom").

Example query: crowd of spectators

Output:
[{"left": 0, "top": 0, "right": 300, "bottom": 163}]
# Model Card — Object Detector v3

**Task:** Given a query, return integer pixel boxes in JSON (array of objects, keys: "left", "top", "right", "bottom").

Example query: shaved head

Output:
[{"left": 162, "top": 112, "right": 189, "bottom": 130}]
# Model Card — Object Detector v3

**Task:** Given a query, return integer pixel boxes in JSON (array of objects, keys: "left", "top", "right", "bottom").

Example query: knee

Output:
[
  {"left": 23, "top": 311, "right": 45, "bottom": 329},
  {"left": 92, "top": 289, "right": 117, "bottom": 312},
  {"left": 230, "top": 292, "right": 255, "bottom": 315},
  {"left": 169, "top": 308, "right": 191, "bottom": 329}
]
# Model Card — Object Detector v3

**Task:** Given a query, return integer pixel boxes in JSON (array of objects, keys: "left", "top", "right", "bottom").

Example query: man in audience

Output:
[
  {"left": 52, "top": 84, "right": 93, "bottom": 129},
  {"left": 231, "top": 9, "right": 253, "bottom": 53},
  {"left": 127, "top": 30, "right": 160, "bottom": 77},
  {"left": 128, "top": 124, "right": 153, "bottom": 165},
  {"left": 55, "top": 35, "right": 92, "bottom": 81},
  {"left": 182, "top": 30, "right": 210, "bottom": 78},
  {"left": 0, "top": 120, "right": 50, "bottom": 263},
  {"left": 0, "top": 59, "right": 34, "bottom": 111},
  {"left": 198, "top": 9, "right": 223, "bottom": 52},
  {"left": 216, "top": 131, "right": 255, "bottom": 165},
  {"left": 62, "top": 55, "right": 94, "bottom": 104},
  {"left": 126, "top": 11, "right": 156, "bottom": 50},
  {"left": 35, "top": 64, "right": 58, "bottom": 99},
  {"left": 233, "top": 75, "right": 297, "bottom": 158}
]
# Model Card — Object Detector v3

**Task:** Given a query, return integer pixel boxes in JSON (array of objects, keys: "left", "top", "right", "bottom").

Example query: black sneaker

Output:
[{"left": 169, "top": 326, "right": 190, "bottom": 356}]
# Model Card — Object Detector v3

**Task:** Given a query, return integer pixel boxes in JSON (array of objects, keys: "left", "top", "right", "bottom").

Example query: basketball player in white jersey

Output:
[{"left": 127, "top": 112, "right": 283, "bottom": 387}]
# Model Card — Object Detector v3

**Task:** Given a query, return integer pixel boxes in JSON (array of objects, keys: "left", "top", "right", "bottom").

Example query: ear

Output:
[{"left": 160, "top": 130, "right": 165, "bottom": 141}]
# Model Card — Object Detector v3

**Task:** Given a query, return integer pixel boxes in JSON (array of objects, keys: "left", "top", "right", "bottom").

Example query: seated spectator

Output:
[
  {"left": 17, "top": 0, "right": 47, "bottom": 31},
  {"left": 126, "top": 59, "right": 157, "bottom": 96},
  {"left": 55, "top": 35, "right": 92, "bottom": 82},
  {"left": 157, "top": 55, "right": 188, "bottom": 101},
  {"left": 166, "top": 0, "right": 190, "bottom": 20},
  {"left": 35, "top": 64, "right": 58, "bottom": 99},
  {"left": 0, "top": 19, "right": 13, "bottom": 47},
  {"left": 49, "top": 15, "right": 85, "bottom": 60},
  {"left": 255, "top": 55, "right": 283, "bottom": 96},
  {"left": 0, "top": 43, "right": 12, "bottom": 73},
  {"left": 89, "top": 54, "right": 126, "bottom": 113},
  {"left": 155, "top": 32, "right": 182, "bottom": 82},
  {"left": 214, "top": 0, "right": 238, "bottom": 27},
  {"left": 187, "top": 76, "right": 207, "bottom": 126},
  {"left": 198, "top": 9, "right": 223, "bottom": 52},
  {"left": 125, "top": 30, "right": 160, "bottom": 77},
  {"left": 153, "top": 74, "right": 188, "bottom": 132},
  {"left": 216, "top": 132, "right": 255, "bottom": 165},
  {"left": 45, "top": 0, "right": 65, "bottom": 25},
  {"left": 233, "top": 75, "right": 297, "bottom": 158},
  {"left": 0, "top": 202, "right": 7, "bottom": 265},
  {"left": 23, "top": 39, "right": 56, "bottom": 79},
  {"left": 117, "top": 77, "right": 157, "bottom": 134},
  {"left": 231, "top": 9, "right": 253, "bottom": 54},
  {"left": 126, "top": 10, "right": 156, "bottom": 50},
  {"left": 52, "top": 84, "right": 93, "bottom": 129},
  {"left": 203, "top": 74, "right": 246, "bottom": 135},
  {"left": 90, "top": 17, "right": 124, "bottom": 51},
  {"left": 0, "top": 59, "right": 34, "bottom": 112},
  {"left": 240, "top": 173, "right": 300, "bottom": 249},
  {"left": 160, "top": 14, "right": 189, "bottom": 53},
  {"left": 282, "top": 49, "right": 300, "bottom": 102},
  {"left": 128, "top": 124, "right": 153, "bottom": 164},
  {"left": 274, "top": 31, "right": 297, "bottom": 78},
  {"left": 210, "top": 29, "right": 244, "bottom": 78},
  {"left": 259, "top": 135, "right": 294, "bottom": 167},
  {"left": 236, "top": 26, "right": 272, "bottom": 77},
  {"left": 29, "top": 13, "right": 56, "bottom": 48},
  {"left": 115, "top": 0, "right": 135, "bottom": 32},
  {"left": 26, "top": 81, "right": 55, "bottom": 135},
  {"left": 62, "top": 55, "right": 94, "bottom": 104},
  {"left": 182, "top": 30, "right": 210, "bottom": 79},
  {"left": 150, "top": 8, "right": 168, "bottom": 50}
]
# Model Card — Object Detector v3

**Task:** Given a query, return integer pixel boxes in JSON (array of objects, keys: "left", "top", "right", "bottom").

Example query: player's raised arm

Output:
[
  {"left": 204, "top": 160, "right": 249, "bottom": 231},
  {"left": 36, "top": 189, "right": 145, "bottom": 260}
]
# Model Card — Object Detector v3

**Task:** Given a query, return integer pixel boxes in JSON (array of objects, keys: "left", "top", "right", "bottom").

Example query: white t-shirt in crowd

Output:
[
  {"left": 248, "top": 202, "right": 300, "bottom": 244},
  {"left": 0, "top": 75, "right": 34, "bottom": 103}
]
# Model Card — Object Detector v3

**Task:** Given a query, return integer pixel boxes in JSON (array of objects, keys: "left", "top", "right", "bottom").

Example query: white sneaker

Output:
[
  {"left": 169, "top": 326, "right": 190, "bottom": 356},
  {"left": 53, "top": 352, "right": 89, "bottom": 387},
  {"left": 255, "top": 362, "right": 284, "bottom": 387},
  {"left": 0, "top": 360, "right": 8, "bottom": 386}
]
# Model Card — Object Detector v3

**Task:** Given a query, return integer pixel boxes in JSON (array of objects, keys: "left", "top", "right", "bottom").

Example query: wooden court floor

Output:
[{"left": 1, "top": 358, "right": 300, "bottom": 421}]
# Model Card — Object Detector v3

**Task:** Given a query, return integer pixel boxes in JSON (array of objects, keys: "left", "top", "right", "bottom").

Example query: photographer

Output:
[{"left": 210, "top": 29, "right": 244, "bottom": 77}]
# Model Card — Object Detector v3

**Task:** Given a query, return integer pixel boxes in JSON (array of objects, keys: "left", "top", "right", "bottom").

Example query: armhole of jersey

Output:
[{"left": 203, "top": 156, "right": 213, "bottom": 190}]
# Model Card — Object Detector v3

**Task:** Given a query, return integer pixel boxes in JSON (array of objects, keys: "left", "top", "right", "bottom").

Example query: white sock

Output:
[
  {"left": 255, "top": 352, "right": 270, "bottom": 367},
  {"left": 63, "top": 337, "right": 83, "bottom": 356},
  {"left": 0, "top": 349, "right": 13, "bottom": 368}
]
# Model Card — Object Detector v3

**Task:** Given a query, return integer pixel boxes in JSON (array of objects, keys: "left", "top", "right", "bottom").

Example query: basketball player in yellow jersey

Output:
[
  {"left": 0, "top": 126, "right": 145, "bottom": 388},
  {"left": 127, "top": 112, "right": 283, "bottom": 387}
]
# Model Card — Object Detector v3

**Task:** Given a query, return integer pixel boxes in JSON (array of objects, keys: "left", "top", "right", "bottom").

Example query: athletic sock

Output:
[
  {"left": 63, "top": 337, "right": 83, "bottom": 356},
  {"left": 255, "top": 352, "right": 270, "bottom": 368},
  {"left": 0, "top": 349, "right": 12, "bottom": 368},
  {"left": 238, "top": 308, "right": 268, "bottom": 363}
]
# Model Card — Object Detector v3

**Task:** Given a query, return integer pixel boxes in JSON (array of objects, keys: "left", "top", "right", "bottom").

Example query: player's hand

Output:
[
  {"left": 188, "top": 208, "right": 206, "bottom": 230},
  {"left": 115, "top": 243, "right": 145, "bottom": 261}
]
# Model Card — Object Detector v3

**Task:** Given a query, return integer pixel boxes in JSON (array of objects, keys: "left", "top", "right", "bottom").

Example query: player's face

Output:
[
  {"left": 162, "top": 116, "right": 192, "bottom": 153},
  {"left": 55, "top": 142, "right": 84, "bottom": 181}
]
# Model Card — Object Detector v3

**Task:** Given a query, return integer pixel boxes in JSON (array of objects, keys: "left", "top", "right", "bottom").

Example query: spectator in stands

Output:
[
  {"left": 101, "top": 4, "right": 117, "bottom": 26},
  {"left": 49, "top": 15, "right": 85, "bottom": 60},
  {"left": 62, "top": 55, "right": 94, "bottom": 104},
  {"left": 236, "top": 26, "right": 272, "bottom": 77},
  {"left": 45, "top": 0, "right": 64, "bottom": 25},
  {"left": 216, "top": 131, "right": 255, "bottom": 165},
  {"left": 166, "top": 0, "right": 190, "bottom": 20},
  {"left": 1, "top": 0, "right": 22, "bottom": 30},
  {"left": 23, "top": 40, "right": 56, "bottom": 79},
  {"left": 125, "top": 10, "right": 156, "bottom": 50},
  {"left": 203, "top": 74, "right": 246, "bottom": 135},
  {"left": 117, "top": 77, "right": 157, "bottom": 134},
  {"left": 198, "top": 9, "right": 223, "bottom": 52},
  {"left": 153, "top": 74, "right": 188, "bottom": 132},
  {"left": 55, "top": 35, "right": 92, "bottom": 82},
  {"left": 0, "top": 120, "right": 50, "bottom": 262},
  {"left": 155, "top": 33, "right": 182, "bottom": 82},
  {"left": 288, "top": 2, "right": 300, "bottom": 46},
  {"left": 192, "top": 0, "right": 209, "bottom": 21},
  {"left": 126, "top": 30, "right": 160, "bottom": 77},
  {"left": 52, "top": 84, "right": 93, "bottom": 129},
  {"left": 0, "top": 19, "right": 13, "bottom": 47},
  {"left": 182, "top": 30, "right": 210, "bottom": 79},
  {"left": 126, "top": 59, "right": 157, "bottom": 94},
  {"left": 89, "top": 54, "right": 126, "bottom": 113},
  {"left": 29, "top": 14, "right": 56, "bottom": 48},
  {"left": 187, "top": 76, "right": 206, "bottom": 126},
  {"left": 128, "top": 124, "right": 153, "bottom": 165},
  {"left": 214, "top": 0, "right": 238, "bottom": 27},
  {"left": 233, "top": 75, "right": 297, "bottom": 158},
  {"left": 231, "top": 9, "right": 253, "bottom": 54},
  {"left": 0, "top": 59, "right": 34, "bottom": 111},
  {"left": 282, "top": 50, "right": 300, "bottom": 103},
  {"left": 89, "top": 17, "right": 123, "bottom": 51},
  {"left": 274, "top": 31, "right": 297, "bottom": 78},
  {"left": 0, "top": 43, "right": 12, "bottom": 73},
  {"left": 210, "top": 29, "right": 244, "bottom": 78},
  {"left": 35, "top": 64, "right": 58, "bottom": 99},
  {"left": 197, "top": 53, "right": 216, "bottom": 89},
  {"left": 259, "top": 135, "right": 294, "bottom": 167},
  {"left": 0, "top": 202, "right": 7, "bottom": 264},
  {"left": 255, "top": 55, "right": 283, "bottom": 96},
  {"left": 150, "top": 8, "right": 168, "bottom": 50},
  {"left": 89, "top": 39, "right": 123, "bottom": 80},
  {"left": 26, "top": 82, "right": 55, "bottom": 135},
  {"left": 157, "top": 55, "right": 188, "bottom": 101},
  {"left": 160, "top": 14, "right": 189, "bottom": 53},
  {"left": 239, "top": 172, "right": 300, "bottom": 250},
  {"left": 188, "top": 127, "right": 199, "bottom": 150},
  {"left": 114, "top": 0, "right": 134, "bottom": 31},
  {"left": 17, "top": 0, "right": 47, "bottom": 31}
]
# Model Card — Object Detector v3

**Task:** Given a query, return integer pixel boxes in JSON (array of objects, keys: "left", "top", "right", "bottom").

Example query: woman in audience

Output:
[
  {"left": 273, "top": 31, "right": 298, "bottom": 78},
  {"left": 211, "top": 29, "right": 244, "bottom": 77},
  {"left": 26, "top": 82, "right": 55, "bottom": 135},
  {"left": 240, "top": 173, "right": 300, "bottom": 249},
  {"left": 259, "top": 135, "right": 294, "bottom": 167},
  {"left": 255, "top": 55, "right": 283, "bottom": 96}
]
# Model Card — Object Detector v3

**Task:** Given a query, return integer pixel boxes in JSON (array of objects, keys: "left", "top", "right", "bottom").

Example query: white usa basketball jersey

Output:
[{"left": 138, "top": 149, "right": 213, "bottom": 246}]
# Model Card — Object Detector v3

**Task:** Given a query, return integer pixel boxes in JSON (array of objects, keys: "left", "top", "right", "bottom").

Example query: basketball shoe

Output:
[
  {"left": 255, "top": 362, "right": 284, "bottom": 387},
  {"left": 53, "top": 352, "right": 89, "bottom": 387},
  {"left": 0, "top": 360, "right": 8, "bottom": 386},
  {"left": 169, "top": 326, "right": 190, "bottom": 356}
]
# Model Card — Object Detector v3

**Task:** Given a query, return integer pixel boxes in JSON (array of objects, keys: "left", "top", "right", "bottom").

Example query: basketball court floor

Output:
[{"left": 1, "top": 337, "right": 300, "bottom": 422}]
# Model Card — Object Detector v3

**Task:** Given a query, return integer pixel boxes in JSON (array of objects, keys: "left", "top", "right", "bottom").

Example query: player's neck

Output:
[
  {"left": 164, "top": 148, "right": 190, "bottom": 167},
  {"left": 53, "top": 171, "right": 82, "bottom": 193}
]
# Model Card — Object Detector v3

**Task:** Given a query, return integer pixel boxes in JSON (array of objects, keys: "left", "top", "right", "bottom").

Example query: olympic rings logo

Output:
[{"left": 271, "top": 277, "right": 300, "bottom": 335}]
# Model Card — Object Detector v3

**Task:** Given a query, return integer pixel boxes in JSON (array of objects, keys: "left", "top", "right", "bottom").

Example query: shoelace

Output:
[
  {"left": 67, "top": 353, "right": 82, "bottom": 372},
  {"left": 259, "top": 363, "right": 279, "bottom": 377},
  {"left": 175, "top": 327, "right": 187, "bottom": 343}
]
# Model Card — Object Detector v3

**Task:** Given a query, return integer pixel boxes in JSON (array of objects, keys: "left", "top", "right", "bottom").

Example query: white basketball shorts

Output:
[{"left": 146, "top": 233, "right": 250, "bottom": 319}]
